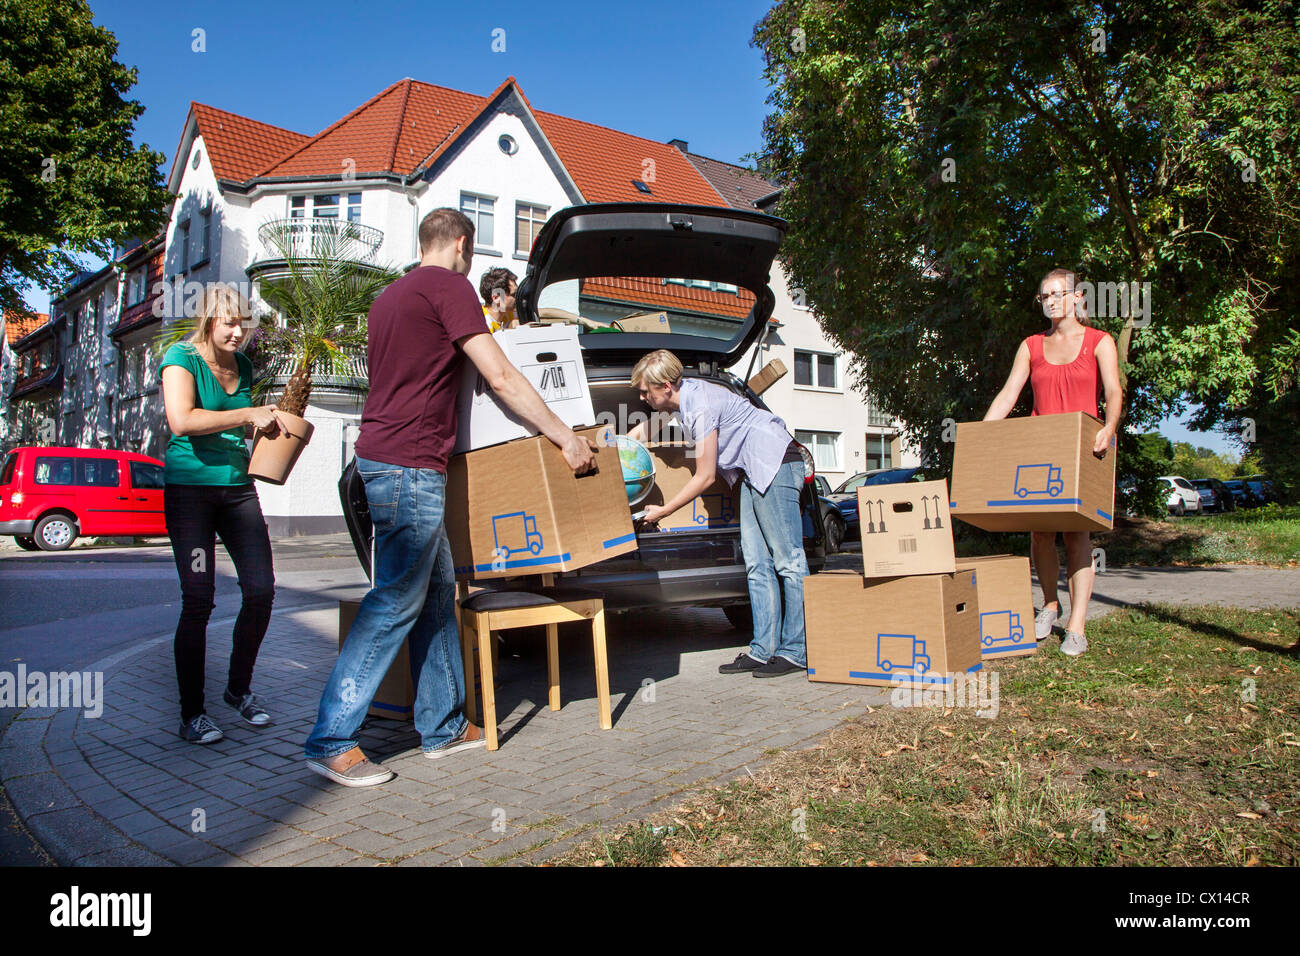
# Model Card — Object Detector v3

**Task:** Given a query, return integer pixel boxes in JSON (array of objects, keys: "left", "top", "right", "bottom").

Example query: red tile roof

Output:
[
  {"left": 191, "top": 103, "right": 310, "bottom": 182},
  {"left": 534, "top": 110, "right": 727, "bottom": 206},
  {"left": 259, "top": 79, "right": 485, "bottom": 179},
  {"left": 4, "top": 311, "right": 49, "bottom": 346},
  {"left": 583, "top": 277, "right": 754, "bottom": 320}
]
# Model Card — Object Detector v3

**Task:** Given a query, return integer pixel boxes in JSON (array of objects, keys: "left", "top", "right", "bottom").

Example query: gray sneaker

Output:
[
  {"left": 224, "top": 689, "right": 271, "bottom": 726},
  {"left": 306, "top": 749, "right": 395, "bottom": 788},
  {"left": 1060, "top": 630, "right": 1088, "bottom": 656},
  {"left": 1034, "top": 606, "right": 1060, "bottom": 641},
  {"left": 178, "top": 714, "right": 223, "bottom": 745}
]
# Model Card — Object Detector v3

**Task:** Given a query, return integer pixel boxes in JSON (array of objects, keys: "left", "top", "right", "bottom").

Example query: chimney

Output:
[{"left": 668, "top": 138, "right": 689, "bottom": 153}]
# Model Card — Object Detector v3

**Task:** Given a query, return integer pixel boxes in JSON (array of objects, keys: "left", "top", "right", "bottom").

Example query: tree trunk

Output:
[{"left": 279, "top": 363, "right": 313, "bottom": 418}]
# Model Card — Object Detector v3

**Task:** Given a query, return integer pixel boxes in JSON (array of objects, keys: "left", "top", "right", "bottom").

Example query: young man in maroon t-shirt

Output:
[{"left": 306, "top": 208, "right": 597, "bottom": 787}]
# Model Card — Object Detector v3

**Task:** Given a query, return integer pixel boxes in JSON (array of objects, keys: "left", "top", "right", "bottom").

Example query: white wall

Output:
[{"left": 730, "top": 263, "right": 919, "bottom": 485}]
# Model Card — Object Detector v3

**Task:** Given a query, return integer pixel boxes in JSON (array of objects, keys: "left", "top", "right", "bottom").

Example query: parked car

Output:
[
  {"left": 0, "top": 446, "right": 167, "bottom": 551},
  {"left": 1157, "top": 475, "right": 1201, "bottom": 517},
  {"left": 340, "top": 202, "right": 830, "bottom": 630},
  {"left": 822, "top": 467, "right": 923, "bottom": 540},
  {"left": 1190, "top": 477, "right": 1236, "bottom": 514},
  {"left": 1222, "top": 479, "right": 1264, "bottom": 509},
  {"left": 1242, "top": 475, "right": 1278, "bottom": 505}
]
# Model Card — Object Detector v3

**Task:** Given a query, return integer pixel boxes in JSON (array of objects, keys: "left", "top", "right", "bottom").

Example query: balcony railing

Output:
[
  {"left": 255, "top": 217, "right": 384, "bottom": 264},
  {"left": 258, "top": 347, "right": 369, "bottom": 394}
]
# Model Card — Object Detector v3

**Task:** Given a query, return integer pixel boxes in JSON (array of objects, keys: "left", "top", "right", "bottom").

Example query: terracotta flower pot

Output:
[{"left": 247, "top": 411, "right": 315, "bottom": 485}]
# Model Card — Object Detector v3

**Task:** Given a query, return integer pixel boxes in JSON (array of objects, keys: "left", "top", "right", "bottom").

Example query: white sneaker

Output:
[
  {"left": 1060, "top": 631, "right": 1088, "bottom": 656},
  {"left": 1034, "top": 606, "right": 1059, "bottom": 641}
]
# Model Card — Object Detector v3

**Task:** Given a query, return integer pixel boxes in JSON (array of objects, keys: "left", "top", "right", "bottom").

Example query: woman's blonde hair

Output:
[
  {"left": 1039, "top": 268, "right": 1090, "bottom": 325},
  {"left": 630, "top": 349, "right": 683, "bottom": 388},
  {"left": 188, "top": 283, "right": 250, "bottom": 347}
]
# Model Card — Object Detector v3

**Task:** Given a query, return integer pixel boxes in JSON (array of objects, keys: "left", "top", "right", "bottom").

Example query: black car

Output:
[
  {"left": 1222, "top": 479, "right": 1263, "bottom": 509},
  {"left": 1242, "top": 475, "right": 1278, "bottom": 505},
  {"left": 821, "top": 467, "right": 923, "bottom": 540},
  {"left": 1190, "top": 478, "right": 1235, "bottom": 514},
  {"left": 341, "top": 203, "right": 829, "bottom": 629}
]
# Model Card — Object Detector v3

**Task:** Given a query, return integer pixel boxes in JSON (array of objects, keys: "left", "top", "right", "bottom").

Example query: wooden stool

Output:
[{"left": 459, "top": 587, "right": 610, "bottom": 751}]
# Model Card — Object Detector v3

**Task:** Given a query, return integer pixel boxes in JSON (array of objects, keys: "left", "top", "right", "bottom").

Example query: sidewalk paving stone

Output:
[{"left": 7, "top": 564, "right": 1295, "bottom": 866}]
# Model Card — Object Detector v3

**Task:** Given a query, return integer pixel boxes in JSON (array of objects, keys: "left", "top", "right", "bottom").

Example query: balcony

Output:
[
  {"left": 247, "top": 218, "right": 385, "bottom": 282},
  {"left": 256, "top": 346, "right": 369, "bottom": 399}
]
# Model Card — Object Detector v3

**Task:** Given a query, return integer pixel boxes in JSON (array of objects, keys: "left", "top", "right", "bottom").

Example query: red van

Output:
[{"left": 0, "top": 446, "right": 167, "bottom": 551}]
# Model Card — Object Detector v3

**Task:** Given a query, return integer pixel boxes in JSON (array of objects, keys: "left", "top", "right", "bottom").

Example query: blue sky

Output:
[{"left": 27, "top": 0, "right": 1237, "bottom": 455}]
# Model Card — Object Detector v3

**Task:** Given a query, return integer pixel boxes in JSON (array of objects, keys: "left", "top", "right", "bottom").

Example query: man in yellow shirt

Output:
[{"left": 479, "top": 267, "right": 518, "bottom": 332}]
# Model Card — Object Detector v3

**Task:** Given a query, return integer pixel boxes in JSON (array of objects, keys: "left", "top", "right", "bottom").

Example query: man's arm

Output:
[{"left": 459, "top": 332, "right": 596, "bottom": 473}]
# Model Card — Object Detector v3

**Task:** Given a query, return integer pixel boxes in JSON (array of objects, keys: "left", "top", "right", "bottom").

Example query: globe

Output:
[{"left": 615, "top": 435, "right": 656, "bottom": 506}]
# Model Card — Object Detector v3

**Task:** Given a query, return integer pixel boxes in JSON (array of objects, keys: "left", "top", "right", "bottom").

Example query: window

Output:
[
  {"left": 193, "top": 211, "right": 210, "bottom": 266},
  {"left": 179, "top": 219, "right": 190, "bottom": 272},
  {"left": 289, "top": 196, "right": 307, "bottom": 218},
  {"left": 662, "top": 278, "right": 740, "bottom": 295},
  {"left": 866, "top": 395, "right": 891, "bottom": 427},
  {"left": 460, "top": 193, "right": 495, "bottom": 247},
  {"left": 515, "top": 203, "right": 547, "bottom": 256},
  {"left": 793, "top": 350, "right": 837, "bottom": 389},
  {"left": 127, "top": 269, "right": 146, "bottom": 306},
  {"left": 129, "top": 461, "right": 165, "bottom": 489},
  {"left": 345, "top": 193, "right": 361, "bottom": 223},
  {"left": 34, "top": 456, "right": 75, "bottom": 485},
  {"left": 313, "top": 194, "right": 339, "bottom": 218},
  {"left": 77, "top": 458, "right": 119, "bottom": 487},
  {"left": 795, "top": 430, "right": 840, "bottom": 473},
  {"left": 866, "top": 435, "right": 893, "bottom": 471},
  {"left": 1, "top": 453, "right": 15, "bottom": 486}
]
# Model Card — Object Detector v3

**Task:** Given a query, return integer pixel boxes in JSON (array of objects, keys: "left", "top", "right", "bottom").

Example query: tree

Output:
[
  {"left": 752, "top": 0, "right": 1300, "bottom": 498},
  {"left": 0, "top": 0, "right": 171, "bottom": 317}
]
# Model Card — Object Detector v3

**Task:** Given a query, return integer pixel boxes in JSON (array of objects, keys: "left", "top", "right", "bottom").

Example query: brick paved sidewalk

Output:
[{"left": 1, "top": 602, "right": 889, "bottom": 866}]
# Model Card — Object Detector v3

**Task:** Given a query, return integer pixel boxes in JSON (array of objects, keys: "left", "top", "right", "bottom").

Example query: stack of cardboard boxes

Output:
[{"left": 805, "top": 411, "right": 1117, "bottom": 686}]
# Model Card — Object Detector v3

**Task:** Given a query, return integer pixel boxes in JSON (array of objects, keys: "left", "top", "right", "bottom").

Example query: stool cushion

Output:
[{"left": 460, "top": 587, "right": 603, "bottom": 613}]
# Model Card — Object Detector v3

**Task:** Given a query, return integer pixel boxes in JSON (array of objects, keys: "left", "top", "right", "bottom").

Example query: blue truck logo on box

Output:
[
  {"left": 876, "top": 634, "right": 931, "bottom": 674},
  {"left": 980, "top": 610, "right": 1024, "bottom": 648},
  {"left": 492, "top": 511, "right": 543, "bottom": 556},
  {"left": 1014, "top": 463, "right": 1064, "bottom": 498},
  {"left": 692, "top": 493, "right": 735, "bottom": 526}
]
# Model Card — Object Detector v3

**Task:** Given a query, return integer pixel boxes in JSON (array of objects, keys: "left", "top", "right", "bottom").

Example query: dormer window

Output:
[{"left": 632, "top": 180, "right": 652, "bottom": 194}]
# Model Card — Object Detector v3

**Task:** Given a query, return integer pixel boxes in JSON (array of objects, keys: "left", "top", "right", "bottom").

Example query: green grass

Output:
[
  {"left": 956, "top": 504, "right": 1300, "bottom": 568},
  {"left": 551, "top": 605, "right": 1300, "bottom": 866}
]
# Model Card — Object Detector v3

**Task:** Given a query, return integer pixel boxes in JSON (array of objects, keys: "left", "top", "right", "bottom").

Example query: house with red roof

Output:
[{"left": 108, "top": 75, "right": 910, "bottom": 533}]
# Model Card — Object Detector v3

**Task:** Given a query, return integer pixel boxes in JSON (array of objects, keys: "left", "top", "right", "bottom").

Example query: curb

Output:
[{"left": 0, "top": 602, "right": 336, "bottom": 866}]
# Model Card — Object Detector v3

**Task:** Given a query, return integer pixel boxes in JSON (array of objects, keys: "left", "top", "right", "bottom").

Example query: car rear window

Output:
[
  {"left": 0, "top": 452, "right": 14, "bottom": 486},
  {"left": 34, "top": 456, "right": 75, "bottom": 485},
  {"left": 129, "top": 461, "right": 164, "bottom": 489}
]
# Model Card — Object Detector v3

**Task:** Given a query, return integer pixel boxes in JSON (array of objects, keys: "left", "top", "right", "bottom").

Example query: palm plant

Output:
[{"left": 250, "top": 217, "right": 401, "bottom": 416}]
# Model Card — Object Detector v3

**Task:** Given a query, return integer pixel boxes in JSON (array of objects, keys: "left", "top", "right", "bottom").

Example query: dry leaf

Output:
[
  {"left": 1128, "top": 730, "right": 1140, "bottom": 741},
  {"left": 1127, "top": 789, "right": 1146, "bottom": 800},
  {"left": 1142, "top": 770, "right": 1159, "bottom": 778},
  {"left": 1236, "top": 811, "right": 1262, "bottom": 820},
  {"left": 879, "top": 750, "right": 896, "bottom": 758},
  {"left": 669, "top": 850, "right": 688, "bottom": 867},
  {"left": 1122, "top": 813, "right": 1151, "bottom": 826},
  {"left": 1245, "top": 855, "right": 1262, "bottom": 867},
  {"left": 909, "top": 852, "right": 930, "bottom": 863},
  {"left": 807, "top": 842, "right": 824, "bottom": 851}
]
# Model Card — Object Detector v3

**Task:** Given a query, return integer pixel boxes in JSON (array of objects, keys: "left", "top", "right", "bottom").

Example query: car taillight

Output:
[
  {"left": 10, "top": 492, "right": 22, "bottom": 505},
  {"left": 794, "top": 443, "right": 815, "bottom": 484}
]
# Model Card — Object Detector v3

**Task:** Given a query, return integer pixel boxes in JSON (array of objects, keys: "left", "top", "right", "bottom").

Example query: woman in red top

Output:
[{"left": 984, "top": 268, "right": 1123, "bottom": 656}]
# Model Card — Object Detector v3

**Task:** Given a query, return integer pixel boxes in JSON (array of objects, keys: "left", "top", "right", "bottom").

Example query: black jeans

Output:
[{"left": 165, "top": 483, "right": 275, "bottom": 722}]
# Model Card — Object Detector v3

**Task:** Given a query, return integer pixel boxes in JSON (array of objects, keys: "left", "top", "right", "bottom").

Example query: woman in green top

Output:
[{"left": 160, "top": 284, "right": 283, "bottom": 745}]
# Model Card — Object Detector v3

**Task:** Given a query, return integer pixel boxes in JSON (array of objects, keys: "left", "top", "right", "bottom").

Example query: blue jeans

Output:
[
  {"left": 305, "top": 458, "right": 466, "bottom": 758},
  {"left": 739, "top": 460, "right": 809, "bottom": 666}
]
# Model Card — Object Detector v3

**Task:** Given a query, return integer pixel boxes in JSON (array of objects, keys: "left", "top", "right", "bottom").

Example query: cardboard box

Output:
[
  {"left": 613, "top": 311, "right": 671, "bottom": 333},
  {"left": 804, "top": 569, "right": 982, "bottom": 687},
  {"left": 747, "top": 358, "right": 787, "bottom": 396},
  {"left": 339, "top": 599, "right": 414, "bottom": 720},
  {"left": 956, "top": 554, "right": 1036, "bottom": 659},
  {"left": 453, "top": 324, "right": 596, "bottom": 454},
  {"left": 446, "top": 425, "right": 637, "bottom": 581},
  {"left": 643, "top": 442, "right": 739, "bottom": 533},
  {"left": 949, "top": 412, "right": 1117, "bottom": 532},
  {"left": 858, "top": 479, "right": 956, "bottom": 578}
]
